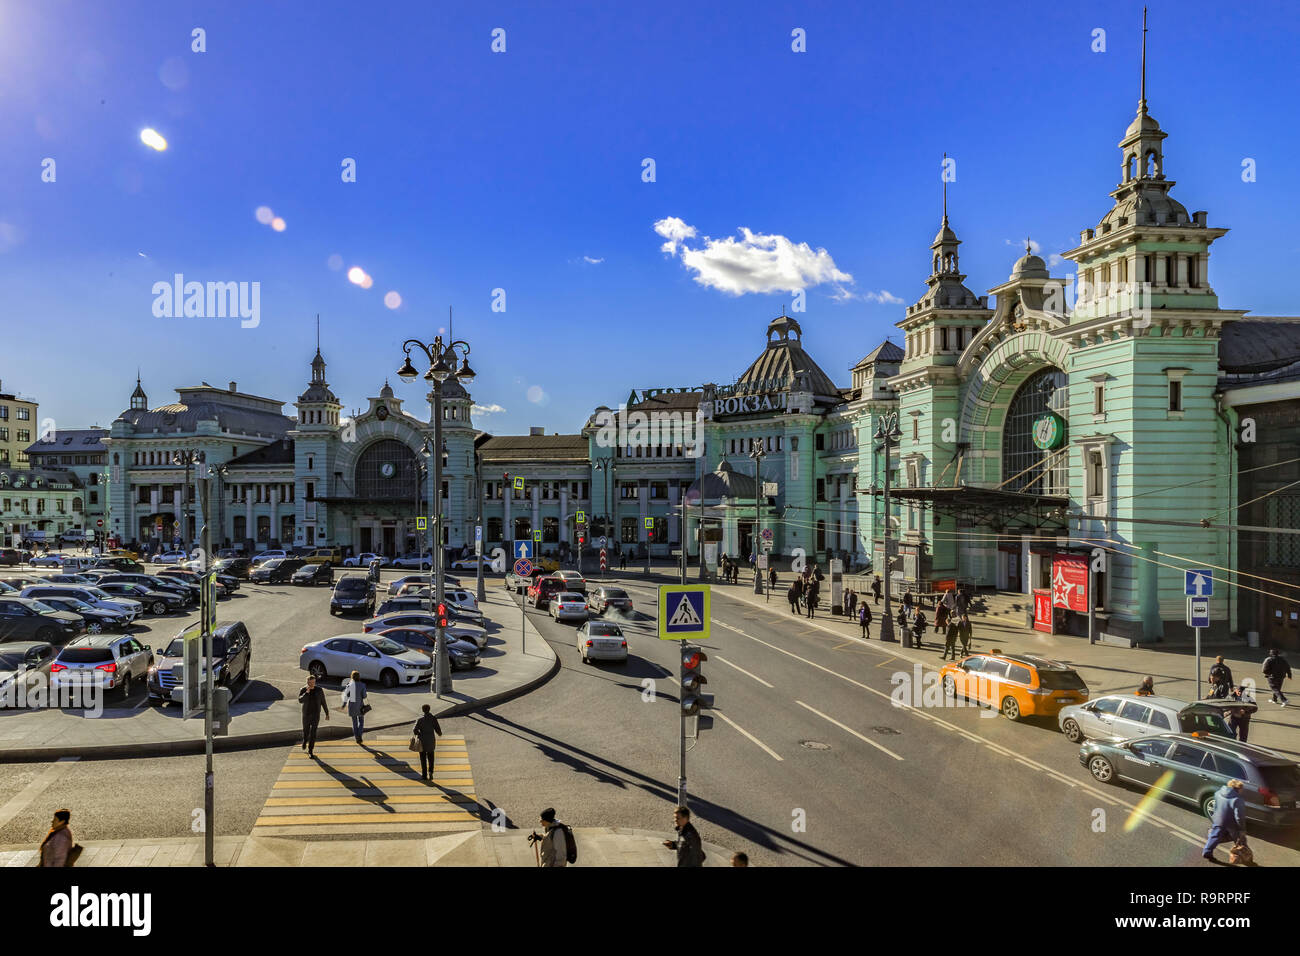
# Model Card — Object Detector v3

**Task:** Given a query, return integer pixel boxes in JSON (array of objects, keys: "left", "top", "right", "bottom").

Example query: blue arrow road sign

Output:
[
  {"left": 1185, "top": 569, "right": 1213, "bottom": 597},
  {"left": 515, "top": 541, "right": 533, "bottom": 560}
]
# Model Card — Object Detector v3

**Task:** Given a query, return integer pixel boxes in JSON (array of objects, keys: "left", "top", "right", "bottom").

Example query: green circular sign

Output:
[{"left": 1032, "top": 412, "right": 1065, "bottom": 450}]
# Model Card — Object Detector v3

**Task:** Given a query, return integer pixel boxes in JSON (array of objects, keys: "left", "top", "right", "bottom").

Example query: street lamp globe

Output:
[
  {"left": 396, "top": 357, "right": 419, "bottom": 382},
  {"left": 456, "top": 357, "right": 476, "bottom": 383}
]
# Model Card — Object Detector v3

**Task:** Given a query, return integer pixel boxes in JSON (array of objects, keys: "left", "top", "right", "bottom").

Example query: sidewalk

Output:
[
  {"left": 0, "top": 828, "right": 736, "bottom": 867},
  {"left": 0, "top": 584, "right": 557, "bottom": 762},
  {"left": 715, "top": 581, "right": 1300, "bottom": 758}
]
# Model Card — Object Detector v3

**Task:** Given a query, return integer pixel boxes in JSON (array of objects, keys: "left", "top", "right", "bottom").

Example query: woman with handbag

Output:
[
  {"left": 341, "top": 670, "right": 369, "bottom": 744},
  {"left": 411, "top": 704, "right": 443, "bottom": 782}
]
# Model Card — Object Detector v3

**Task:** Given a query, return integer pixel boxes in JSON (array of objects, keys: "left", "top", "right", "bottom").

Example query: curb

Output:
[{"left": 0, "top": 638, "right": 561, "bottom": 765}]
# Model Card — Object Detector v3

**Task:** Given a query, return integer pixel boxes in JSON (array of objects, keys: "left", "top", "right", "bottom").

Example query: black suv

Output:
[
  {"left": 147, "top": 621, "right": 252, "bottom": 703},
  {"left": 250, "top": 558, "right": 306, "bottom": 584},
  {"left": 97, "top": 573, "right": 198, "bottom": 606},
  {"left": 0, "top": 597, "right": 83, "bottom": 643},
  {"left": 293, "top": 562, "right": 334, "bottom": 586},
  {"left": 330, "top": 576, "right": 376, "bottom": 616}
]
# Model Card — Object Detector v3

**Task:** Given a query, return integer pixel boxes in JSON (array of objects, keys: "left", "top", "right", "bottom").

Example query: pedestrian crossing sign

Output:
[
  {"left": 513, "top": 476, "right": 525, "bottom": 492},
  {"left": 658, "top": 585, "right": 710, "bottom": 640},
  {"left": 416, "top": 517, "right": 427, "bottom": 531}
]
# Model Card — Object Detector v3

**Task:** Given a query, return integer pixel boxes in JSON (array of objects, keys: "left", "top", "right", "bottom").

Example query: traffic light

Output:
[
  {"left": 578, "top": 535, "right": 585, "bottom": 546},
  {"left": 435, "top": 601, "right": 448, "bottom": 628},
  {"left": 680, "top": 645, "right": 712, "bottom": 716}
]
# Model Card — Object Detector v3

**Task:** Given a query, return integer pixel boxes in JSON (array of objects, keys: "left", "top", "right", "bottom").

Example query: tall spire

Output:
[
  {"left": 315, "top": 313, "right": 320, "bottom": 352},
  {"left": 941, "top": 153, "right": 948, "bottom": 224},
  {"left": 1139, "top": 6, "right": 1148, "bottom": 111}
]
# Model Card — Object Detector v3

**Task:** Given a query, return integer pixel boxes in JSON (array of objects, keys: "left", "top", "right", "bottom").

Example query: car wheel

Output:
[
  {"left": 941, "top": 675, "right": 957, "bottom": 700},
  {"left": 1087, "top": 754, "right": 1115, "bottom": 784},
  {"left": 1201, "top": 792, "right": 1218, "bottom": 820},
  {"left": 1062, "top": 718, "right": 1084, "bottom": 743},
  {"left": 1001, "top": 696, "right": 1021, "bottom": 721},
  {"left": 308, "top": 661, "right": 327, "bottom": 680},
  {"left": 86, "top": 621, "right": 104, "bottom": 635},
  {"left": 152, "top": 600, "right": 166, "bottom": 615},
  {"left": 380, "top": 668, "right": 398, "bottom": 688}
]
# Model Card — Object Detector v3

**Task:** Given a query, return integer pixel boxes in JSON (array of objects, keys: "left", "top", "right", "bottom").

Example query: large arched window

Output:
[
  {"left": 1002, "top": 367, "right": 1068, "bottom": 496},
  {"left": 354, "top": 439, "right": 420, "bottom": 500}
]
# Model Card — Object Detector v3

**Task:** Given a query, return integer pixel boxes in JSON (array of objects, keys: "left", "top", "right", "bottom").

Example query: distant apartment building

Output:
[{"left": 0, "top": 380, "right": 38, "bottom": 470}]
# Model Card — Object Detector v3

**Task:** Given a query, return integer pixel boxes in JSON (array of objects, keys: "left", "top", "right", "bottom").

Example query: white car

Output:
[
  {"left": 252, "top": 549, "right": 288, "bottom": 565},
  {"left": 28, "top": 553, "right": 64, "bottom": 568},
  {"left": 551, "top": 592, "right": 588, "bottom": 623},
  {"left": 343, "top": 552, "right": 388, "bottom": 568},
  {"left": 299, "top": 635, "right": 433, "bottom": 687},
  {"left": 389, "top": 553, "right": 433, "bottom": 570},
  {"left": 154, "top": 550, "right": 189, "bottom": 565},
  {"left": 577, "top": 620, "right": 627, "bottom": 663},
  {"left": 450, "top": 556, "right": 492, "bottom": 571}
]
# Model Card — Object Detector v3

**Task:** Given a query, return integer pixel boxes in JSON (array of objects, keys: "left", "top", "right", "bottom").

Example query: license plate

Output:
[{"left": 1055, "top": 697, "right": 1074, "bottom": 703}]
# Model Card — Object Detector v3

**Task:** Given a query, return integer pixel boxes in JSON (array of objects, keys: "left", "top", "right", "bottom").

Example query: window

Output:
[
  {"left": 1168, "top": 379, "right": 1182, "bottom": 412},
  {"left": 814, "top": 434, "right": 824, "bottom": 451},
  {"left": 1007, "top": 664, "right": 1032, "bottom": 684},
  {"left": 981, "top": 660, "right": 1010, "bottom": 679},
  {"left": 16, "top": 407, "right": 29, "bottom": 420},
  {"left": 307, "top": 456, "right": 314, "bottom": 470},
  {"left": 1093, "top": 383, "right": 1104, "bottom": 416},
  {"left": 306, "top": 482, "right": 315, "bottom": 500},
  {"left": 1129, "top": 739, "right": 1171, "bottom": 760},
  {"left": 487, "top": 517, "right": 503, "bottom": 541},
  {"left": 816, "top": 520, "right": 825, "bottom": 551},
  {"left": 0, "top": 428, "right": 6, "bottom": 442},
  {"left": 1118, "top": 701, "right": 1151, "bottom": 723},
  {"left": 543, "top": 516, "right": 559, "bottom": 543},
  {"left": 1212, "top": 754, "right": 1247, "bottom": 779},
  {"left": 912, "top": 418, "right": 918, "bottom": 441},
  {"left": 16, "top": 430, "right": 30, "bottom": 443},
  {"left": 1188, "top": 256, "right": 1199, "bottom": 288},
  {"left": 621, "top": 516, "right": 637, "bottom": 543},
  {"left": 1148, "top": 710, "right": 1171, "bottom": 730},
  {"left": 1087, "top": 450, "right": 1105, "bottom": 500},
  {"left": 816, "top": 478, "right": 825, "bottom": 501},
  {"left": 1092, "top": 697, "right": 1123, "bottom": 716},
  {"left": 1001, "top": 367, "right": 1067, "bottom": 495},
  {"left": 1168, "top": 744, "right": 1208, "bottom": 768}
]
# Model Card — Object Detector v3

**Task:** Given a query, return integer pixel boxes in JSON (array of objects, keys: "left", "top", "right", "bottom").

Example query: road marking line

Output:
[
  {"left": 254, "top": 812, "right": 479, "bottom": 827},
  {"left": 711, "top": 612, "right": 1207, "bottom": 847},
  {"left": 0, "top": 757, "right": 79, "bottom": 830},
  {"left": 875, "top": 657, "right": 898, "bottom": 668},
  {"left": 712, "top": 710, "right": 783, "bottom": 761},
  {"left": 796, "top": 701, "right": 903, "bottom": 761},
  {"left": 714, "top": 655, "right": 774, "bottom": 688}
]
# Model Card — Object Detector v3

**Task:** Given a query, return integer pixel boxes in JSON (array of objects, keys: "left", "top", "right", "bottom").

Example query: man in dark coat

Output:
[
  {"left": 1263, "top": 648, "right": 1292, "bottom": 706},
  {"left": 298, "top": 674, "right": 330, "bottom": 757},
  {"left": 412, "top": 703, "right": 443, "bottom": 782},
  {"left": 788, "top": 579, "right": 802, "bottom": 614},
  {"left": 1208, "top": 656, "right": 1234, "bottom": 700},
  {"left": 663, "top": 806, "right": 705, "bottom": 867},
  {"left": 871, "top": 577, "right": 882, "bottom": 605},
  {"left": 805, "top": 578, "right": 820, "bottom": 619}
]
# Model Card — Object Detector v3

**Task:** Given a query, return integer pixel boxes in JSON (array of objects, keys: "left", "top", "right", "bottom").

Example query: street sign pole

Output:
[
  {"left": 198, "top": 481, "right": 214, "bottom": 867},
  {"left": 1185, "top": 571, "right": 1213, "bottom": 697},
  {"left": 678, "top": 638, "right": 687, "bottom": 809}
]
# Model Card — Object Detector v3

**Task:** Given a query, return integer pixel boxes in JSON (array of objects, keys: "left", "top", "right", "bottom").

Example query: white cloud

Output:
[
  {"left": 1006, "top": 238, "right": 1042, "bottom": 254},
  {"left": 472, "top": 403, "right": 506, "bottom": 416},
  {"left": 862, "top": 290, "right": 904, "bottom": 304},
  {"left": 1047, "top": 253, "right": 1067, "bottom": 268},
  {"left": 654, "top": 216, "right": 697, "bottom": 255},
  {"left": 655, "top": 218, "right": 853, "bottom": 296},
  {"left": 582, "top": 256, "right": 604, "bottom": 265}
]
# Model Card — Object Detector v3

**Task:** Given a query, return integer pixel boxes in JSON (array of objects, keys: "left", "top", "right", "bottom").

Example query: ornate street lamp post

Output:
[
  {"left": 172, "top": 450, "right": 205, "bottom": 551},
  {"left": 749, "top": 442, "right": 766, "bottom": 594},
  {"left": 874, "top": 413, "right": 903, "bottom": 644},
  {"left": 397, "top": 323, "right": 475, "bottom": 697}
]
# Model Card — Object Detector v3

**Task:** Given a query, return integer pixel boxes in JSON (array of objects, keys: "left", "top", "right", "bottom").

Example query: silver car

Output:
[
  {"left": 299, "top": 635, "right": 433, "bottom": 687},
  {"left": 0, "top": 641, "right": 57, "bottom": 707},
  {"left": 577, "top": 620, "right": 627, "bottom": 663},
  {"left": 1059, "top": 693, "right": 1240, "bottom": 743},
  {"left": 551, "top": 592, "right": 588, "bottom": 623},
  {"left": 363, "top": 612, "right": 488, "bottom": 649}
]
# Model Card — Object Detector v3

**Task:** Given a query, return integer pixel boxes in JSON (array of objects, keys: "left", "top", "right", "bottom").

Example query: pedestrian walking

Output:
[
  {"left": 298, "top": 674, "right": 330, "bottom": 757},
  {"left": 620, "top": 552, "right": 627, "bottom": 571},
  {"left": 1263, "top": 648, "right": 1292, "bottom": 706},
  {"left": 788, "top": 580, "right": 801, "bottom": 615},
  {"left": 663, "top": 806, "right": 705, "bottom": 867},
  {"left": 858, "top": 603, "right": 872, "bottom": 639},
  {"left": 1227, "top": 698, "right": 1253, "bottom": 744},
  {"left": 1208, "top": 656, "right": 1234, "bottom": 700},
  {"left": 341, "top": 670, "right": 368, "bottom": 743},
  {"left": 942, "top": 619, "right": 960, "bottom": 660},
  {"left": 732, "top": 562, "right": 740, "bottom": 585},
  {"left": 872, "top": 576, "right": 882, "bottom": 605},
  {"left": 912, "top": 610, "right": 928, "bottom": 649},
  {"left": 412, "top": 703, "right": 443, "bottom": 782},
  {"left": 956, "top": 587, "right": 970, "bottom": 617},
  {"left": 530, "top": 807, "right": 572, "bottom": 867},
  {"left": 1136, "top": 676, "right": 1155, "bottom": 696},
  {"left": 39, "top": 809, "right": 79, "bottom": 867},
  {"left": 902, "top": 590, "right": 914, "bottom": 616},
  {"left": 768, "top": 567, "right": 777, "bottom": 592},
  {"left": 806, "top": 579, "right": 820, "bottom": 619},
  {"left": 935, "top": 601, "right": 949, "bottom": 634},
  {"left": 1202, "top": 779, "right": 1247, "bottom": 862},
  {"left": 958, "top": 613, "right": 972, "bottom": 656}
]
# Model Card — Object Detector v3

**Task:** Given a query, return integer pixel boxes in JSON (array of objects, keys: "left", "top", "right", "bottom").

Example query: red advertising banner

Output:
[
  {"left": 1052, "top": 553, "right": 1089, "bottom": 612},
  {"left": 1033, "top": 589, "right": 1053, "bottom": 633}
]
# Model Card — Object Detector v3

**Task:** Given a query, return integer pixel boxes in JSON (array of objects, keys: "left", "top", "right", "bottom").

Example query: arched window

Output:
[
  {"left": 1001, "top": 367, "right": 1068, "bottom": 496},
  {"left": 354, "top": 439, "right": 419, "bottom": 500},
  {"left": 1127, "top": 154, "right": 1137, "bottom": 181},
  {"left": 1146, "top": 151, "right": 1158, "bottom": 178}
]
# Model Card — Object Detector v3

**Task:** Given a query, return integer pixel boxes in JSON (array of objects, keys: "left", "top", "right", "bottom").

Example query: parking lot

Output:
[{"left": 0, "top": 564, "right": 507, "bottom": 715}]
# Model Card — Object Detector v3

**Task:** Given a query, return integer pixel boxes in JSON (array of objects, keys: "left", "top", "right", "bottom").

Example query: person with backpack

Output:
[
  {"left": 912, "top": 610, "right": 928, "bottom": 649},
  {"left": 858, "top": 602, "right": 872, "bottom": 639},
  {"left": 1208, "top": 656, "right": 1234, "bottom": 700},
  {"left": 532, "top": 807, "right": 576, "bottom": 867},
  {"left": 663, "top": 806, "right": 705, "bottom": 867},
  {"left": 1263, "top": 648, "right": 1292, "bottom": 706}
]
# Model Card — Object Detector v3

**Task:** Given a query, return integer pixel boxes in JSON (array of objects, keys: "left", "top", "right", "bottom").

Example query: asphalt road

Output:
[{"left": 465, "top": 572, "right": 1300, "bottom": 867}]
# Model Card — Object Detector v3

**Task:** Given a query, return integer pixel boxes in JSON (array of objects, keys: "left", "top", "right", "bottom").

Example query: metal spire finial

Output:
[
  {"left": 1140, "top": 6, "right": 1148, "bottom": 110},
  {"left": 942, "top": 152, "right": 948, "bottom": 224}
]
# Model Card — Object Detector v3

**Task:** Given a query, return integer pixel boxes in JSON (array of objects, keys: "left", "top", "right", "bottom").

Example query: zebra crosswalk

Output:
[{"left": 252, "top": 735, "right": 482, "bottom": 836}]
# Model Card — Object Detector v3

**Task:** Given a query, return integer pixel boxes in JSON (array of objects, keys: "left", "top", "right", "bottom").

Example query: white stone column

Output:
[
  {"left": 668, "top": 483, "right": 680, "bottom": 545},
  {"left": 638, "top": 483, "right": 648, "bottom": 542},
  {"left": 245, "top": 487, "right": 254, "bottom": 544},
  {"left": 503, "top": 485, "right": 512, "bottom": 544},
  {"left": 559, "top": 488, "right": 569, "bottom": 544},
  {"left": 839, "top": 480, "right": 849, "bottom": 550}
]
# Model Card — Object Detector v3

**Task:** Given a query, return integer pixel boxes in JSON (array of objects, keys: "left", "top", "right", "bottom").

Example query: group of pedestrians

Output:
[
  {"left": 297, "top": 670, "right": 372, "bottom": 758},
  {"left": 785, "top": 566, "right": 824, "bottom": 618}
]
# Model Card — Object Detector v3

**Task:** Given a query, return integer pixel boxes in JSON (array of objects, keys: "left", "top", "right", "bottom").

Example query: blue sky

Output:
[{"left": 4, "top": 0, "right": 1298, "bottom": 436}]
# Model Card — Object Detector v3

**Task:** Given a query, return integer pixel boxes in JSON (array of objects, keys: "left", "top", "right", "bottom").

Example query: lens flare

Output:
[
  {"left": 384, "top": 291, "right": 401, "bottom": 309},
  {"left": 255, "top": 206, "right": 274, "bottom": 225},
  {"left": 327, "top": 254, "right": 343, "bottom": 271},
  {"left": 347, "top": 267, "right": 366, "bottom": 285},
  {"left": 139, "top": 128, "right": 168, "bottom": 151},
  {"left": 1124, "top": 769, "right": 1176, "bottom": 832},
  {"left": 270, "top": 217, "right": 286, "bottom": 232}
]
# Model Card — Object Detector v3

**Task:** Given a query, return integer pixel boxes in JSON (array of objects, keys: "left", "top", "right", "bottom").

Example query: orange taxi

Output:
[{"left": 939, "top": 652, "right": 1089, "bottom": 721}]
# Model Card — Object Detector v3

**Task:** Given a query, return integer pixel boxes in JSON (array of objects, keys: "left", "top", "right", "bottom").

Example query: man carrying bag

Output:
[{"left": 410, "top": 703, "right": 443, "bottom": 782}]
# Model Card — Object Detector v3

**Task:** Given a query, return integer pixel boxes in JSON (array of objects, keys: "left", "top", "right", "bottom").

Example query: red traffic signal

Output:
[
  {"left": 436, "top": 601, "right": 448, "bottom": 627},
  {"left": 578, "top": 535, "right": 585, "bottom": 545}
]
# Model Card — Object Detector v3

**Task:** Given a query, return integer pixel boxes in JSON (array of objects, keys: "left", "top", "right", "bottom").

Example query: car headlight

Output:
[{"left": 400, "top": 660, "right": 421, "bottom": 669}]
